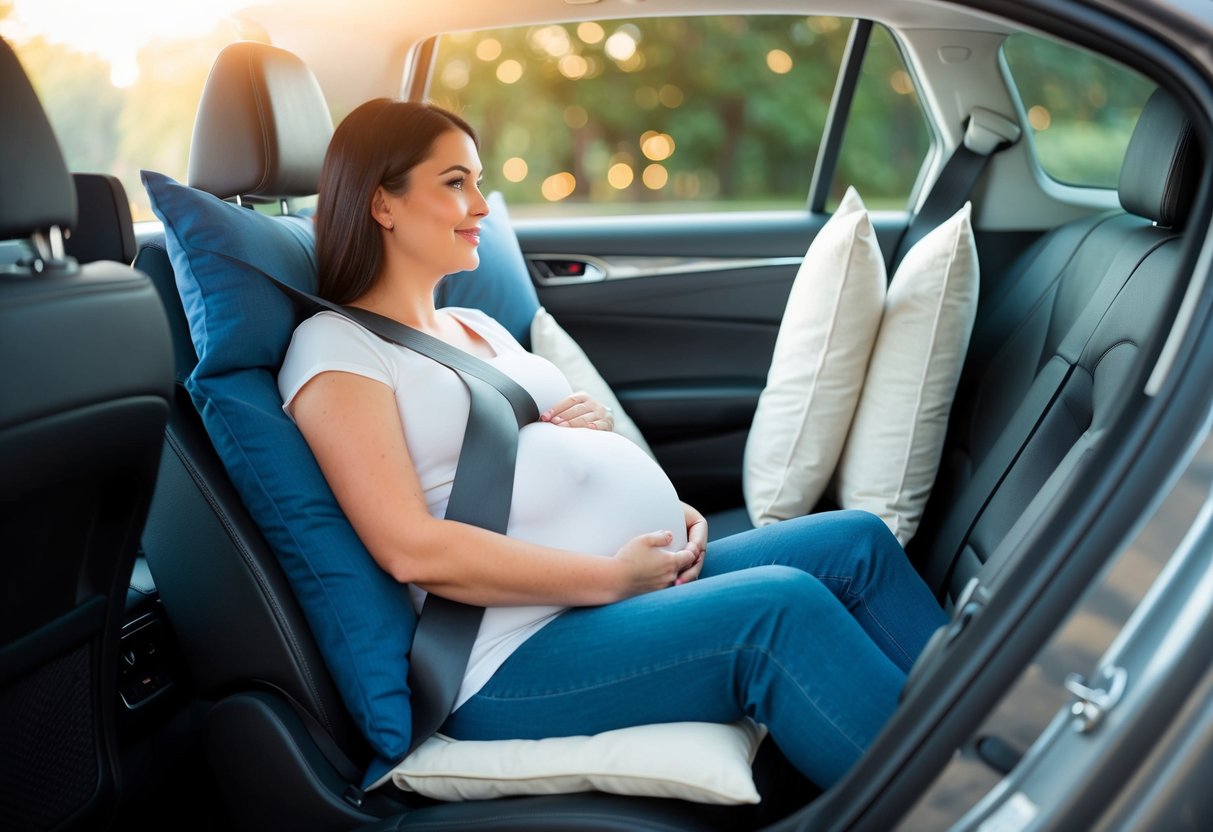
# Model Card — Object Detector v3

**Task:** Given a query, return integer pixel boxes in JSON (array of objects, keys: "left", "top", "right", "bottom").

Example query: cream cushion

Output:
[
  {"left": 743, "top": 187, "right": 886, "bottom": 527},
  {"left": 530, "top": 306, "right": 656, "bottom": 459},
  {"left": 835, "top": 202, "right": 979, "bottom": 544},
  {"left": 385, "top": 719, "right": 767, "bottom": 804}
]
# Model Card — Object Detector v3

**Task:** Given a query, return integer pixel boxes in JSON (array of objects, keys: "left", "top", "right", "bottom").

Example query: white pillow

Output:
[
  {"left": 384, "top": 719, "right": 767, "bottom": 804},
  {"left": 835, "top": 202, "right": 979, "bottom": 544},
  {"left": 530, "top": 306, "right": 657, "bottom": 460},
  {"left": 743, "top": 187, "right": 887, "bottom": 527}
]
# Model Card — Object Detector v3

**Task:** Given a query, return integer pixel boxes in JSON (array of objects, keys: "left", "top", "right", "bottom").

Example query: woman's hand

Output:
[
  {"left": 677, "top": 503, "right": 708, "bottom": 585},
  {"left": 541, "top": 391, "right": 615, "bottom": 432},
  {"left": 612, "top": 530, "right": 697, "bottom": 598}
]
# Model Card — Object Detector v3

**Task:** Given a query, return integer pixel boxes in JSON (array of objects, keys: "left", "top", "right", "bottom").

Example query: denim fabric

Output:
[{"left": 443, "top": 510, "right": 947, "bottom": 788}]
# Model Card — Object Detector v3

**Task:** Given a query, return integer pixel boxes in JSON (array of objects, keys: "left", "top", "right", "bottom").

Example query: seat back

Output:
[
  {"left": 64, "top": 173, "right": 137, "bottom": 265},
  {"left": 914, "top": 88, "right": 1201, "bottom": 599},
  {"left": 137, "top": 42, "right": 361, "bottom": 755},
  {"left": 0, "top": 41, "right": 173, "bottom": 830}
]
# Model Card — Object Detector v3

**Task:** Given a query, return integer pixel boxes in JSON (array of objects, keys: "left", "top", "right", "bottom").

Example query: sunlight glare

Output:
[{"left": 2, "top": 0, "right": 260, "bottom": 87}]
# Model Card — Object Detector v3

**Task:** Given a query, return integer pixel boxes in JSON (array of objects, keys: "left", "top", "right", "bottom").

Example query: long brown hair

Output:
[{"left": 314, "top": 99, "right": 478, "bottom": 304}]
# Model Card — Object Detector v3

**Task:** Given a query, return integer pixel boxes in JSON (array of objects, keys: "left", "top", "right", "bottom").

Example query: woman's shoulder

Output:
[{"left": 293, "top": 309, "right": 377, "bottom": 342}]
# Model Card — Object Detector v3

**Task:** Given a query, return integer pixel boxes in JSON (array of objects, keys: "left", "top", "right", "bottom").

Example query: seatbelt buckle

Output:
[{"left": 964, "top": 107, "right": 1022, "bottom": 155}]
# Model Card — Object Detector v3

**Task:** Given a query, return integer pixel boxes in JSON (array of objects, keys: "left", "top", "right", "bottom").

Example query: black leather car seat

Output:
[
  {"left": 136, "top": 41, "right": 793, "bottom": 831},
  {"left": 63, "top": 173, "right": 137, "bottom": 266},
  {"left": 0, "top": 41, "right": 173, "bottom": 831},
  {"left": 912, "top": 88, "right": 1201, "bottom": 600}
]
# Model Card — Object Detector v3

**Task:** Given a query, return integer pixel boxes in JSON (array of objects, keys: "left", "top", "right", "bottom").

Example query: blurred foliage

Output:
[
  {"left": 6, "top": 16, "right": 260, "bottom": 221},
  {"left": 3, "top": 8, "right": 1151, "bottom": 226},
  {"left": 431, "top": 17, "right": 930, "bottom": 217},
  {"left": 831, "top": 25, "right": 931, "bottom": 210},
  {"left": 1003, "top": 32, "right": 1155, "bottom": 189}
]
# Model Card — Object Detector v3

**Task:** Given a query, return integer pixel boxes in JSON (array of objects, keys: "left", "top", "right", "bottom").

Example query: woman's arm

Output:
[{"left": 290, "top": 370, "right": 694, "bottom": 607}]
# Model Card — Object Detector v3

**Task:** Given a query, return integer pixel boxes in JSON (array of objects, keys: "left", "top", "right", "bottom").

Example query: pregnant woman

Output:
[{"left": 278, "top": 99, "right": 947, "bottom": 790}]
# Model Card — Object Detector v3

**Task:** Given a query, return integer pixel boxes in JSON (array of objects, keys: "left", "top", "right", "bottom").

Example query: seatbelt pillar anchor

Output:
[{"left": 964, "top": 107, "right": 1022, "bottom": 155}]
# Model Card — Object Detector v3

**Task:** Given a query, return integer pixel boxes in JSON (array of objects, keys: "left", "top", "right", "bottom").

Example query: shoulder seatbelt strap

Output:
[
  {"left": 892, "top": 108, "right": 1021, "bottom": 269},
  {"left": 215, "top": 251, "right": 538, "bottom": 759},
  {"left": 334, "top": 304, "right": 539, "bottom": 758}
]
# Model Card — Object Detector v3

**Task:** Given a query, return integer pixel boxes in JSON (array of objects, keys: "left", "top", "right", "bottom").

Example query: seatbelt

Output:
[
  {"left": 337, "top": 304, "right": 538, "bottom": 759},
  {"left": 892, "top": 108, "right": 1021, "bottom": 269},
  {"left": 925, "top": 234, "right": 1179, "bottom": 598},
  {"left": 214, "top": 252, "right": 538, "bottom": 760}
]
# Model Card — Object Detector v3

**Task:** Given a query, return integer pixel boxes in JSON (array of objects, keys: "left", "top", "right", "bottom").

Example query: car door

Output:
[{"left": 424, "top": 17, "right": 934, "bottom": 511}]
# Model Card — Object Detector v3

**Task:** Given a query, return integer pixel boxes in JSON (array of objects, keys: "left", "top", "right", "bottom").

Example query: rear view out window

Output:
[
  {"left": 1002, "top": 33, "right": 1155, "bottom": 189},
  {"left": 430, "top": 16, "right": 930, "bottom": 217}
]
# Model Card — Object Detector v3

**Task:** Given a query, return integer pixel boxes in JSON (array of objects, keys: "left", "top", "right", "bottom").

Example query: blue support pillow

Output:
[
  {"left": 141, "top": 170, "right": 417, "bottom": 771},
  {"left": 435, "top": 191, "right": 540, "bottom": 346}
]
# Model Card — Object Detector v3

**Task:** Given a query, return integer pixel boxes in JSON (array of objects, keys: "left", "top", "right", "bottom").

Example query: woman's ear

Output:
[{"left": 370, "top": 186, "right": 395, "bottom": 232}]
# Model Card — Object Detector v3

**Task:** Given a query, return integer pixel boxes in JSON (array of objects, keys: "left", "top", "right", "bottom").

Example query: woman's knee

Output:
[
  {"left": 742, "top": 565, "right": 836, "bottom": 617},
  {"left": 833, "top": 509, "right": 897, "bottom": 544}
]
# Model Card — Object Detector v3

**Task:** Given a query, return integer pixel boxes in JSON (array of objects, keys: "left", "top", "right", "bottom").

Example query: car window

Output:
[
  {"left": 429, "top": 16, "right": 931, "bottom": 218},
  {"left": 830, "top": 24, "right": 931, "bottom": 210},
  {"left": 1002, "top": 32, "right": 1155, "bottom": 189},
  {"left": 1, "top": 3, "right": 266, "bottom": 222}
]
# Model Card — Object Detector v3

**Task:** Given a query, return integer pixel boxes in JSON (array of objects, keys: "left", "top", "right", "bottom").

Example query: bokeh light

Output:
[
  {"left": 558, "top": 54, "right": 589, "bottom": 79},
  {"left": 496, "top": 59, "right": 524, "bottom": 84},
  {"left": 441, "top": 59, "right": 469, "bottom": 90},
  {"left": 641, "top": 132, "right": 675, "bottom": 161},
  {"left": 890, "top": 69, "right": 914, "bottom": 95},
  {"left": 605, "top": 31, "right": 637, "bottom": 61},
  {"left": 475, "top": 38, "right": 502, "bottom": 61},
  {"left": 607, "top": 163, "right": 634, "bottom": 189},
  {"left": 659, "top": 84, "right": 684, "bottom": 108},
  {"left": 577, "top": 21, "right": 605, "bottom": 44},
  {"left": 541, "top": 172, "right": 577, "bottom": 201},
  {"left": 766, "top": 49, "right": 793, "bottom": 74},
  {"left": 1028, "top": 105, "right": 1052, "bottom": 130},
  {"left": 564, "top": 105, "right": 589, "bottom": 129},
  {"left": 502, "top": 157, "right": 528, "bottom": 182},
  {"left": 642, "top": 164, "right": 668, "bottom": 189},
  {"left": 634, "top": 86, "right": 659, "bottom": 109}
]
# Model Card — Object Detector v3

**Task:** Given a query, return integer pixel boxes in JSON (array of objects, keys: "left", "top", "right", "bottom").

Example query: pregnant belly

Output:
[{"left": 507, "top": 422, "right": 687, "bottom": 557}]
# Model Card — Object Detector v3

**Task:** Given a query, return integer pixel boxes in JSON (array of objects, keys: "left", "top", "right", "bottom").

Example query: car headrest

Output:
[
  {"left": 188, "top": 41, "right": 334, "bottom": 201},
  {"left": 66, "top": 173, "right": 136, "bottom": 264},
  {"left": 1119, "top": 88, "right": 1202, "bottom": 229},
  {"left": 0, "top": 39, "right": 77, "bottom": 242}
]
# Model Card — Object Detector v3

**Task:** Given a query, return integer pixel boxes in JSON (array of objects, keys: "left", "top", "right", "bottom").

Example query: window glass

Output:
[
  {"left": 830, "top": 25, "right": 931, "bottom": 210},
  {"left": 1, "top": 3, "right": 266, "bottom": 222},
  {"left": 431, "top": 16, "right": 874, "bottom": 217},
  {"left": 1002, "top": 32, "right": 1155, "bottom": 189}
]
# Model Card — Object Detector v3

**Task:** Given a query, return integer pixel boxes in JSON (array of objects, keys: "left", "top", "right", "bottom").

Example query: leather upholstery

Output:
[
  {"left": 914, "top": 88, "right": 1202, "bottom": 598},
  {"left": 0, "top": 40, "right": 75, "bottom": 238},
  {"left": 187, "top": 41, "right": 334, "bottom": 200},
  {"left": 66, "top": 173, "right": 137, "bottom": 264},
  {"left": 1119, "top": 88, "right": 1200, "bottom": 228},
  {"left": 0, "top": 39, "right": 173, "bottom": 831}
]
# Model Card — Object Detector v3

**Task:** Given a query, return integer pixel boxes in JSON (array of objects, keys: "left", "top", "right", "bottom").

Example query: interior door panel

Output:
[{"left": 518, "top": 212, "right": 911, "bottom": 511}]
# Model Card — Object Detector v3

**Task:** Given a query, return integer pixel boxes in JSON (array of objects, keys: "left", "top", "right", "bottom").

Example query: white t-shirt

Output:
[{"left": 278, "top": 307, "right": 686, "bottom": 709}]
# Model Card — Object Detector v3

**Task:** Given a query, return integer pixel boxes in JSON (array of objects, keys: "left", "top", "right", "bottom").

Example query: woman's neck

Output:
[{"left": 352, "top": 264, "right": 444, "bottom": 332}]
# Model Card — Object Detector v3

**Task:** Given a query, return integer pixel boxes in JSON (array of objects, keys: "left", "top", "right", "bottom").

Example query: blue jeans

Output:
[{"left": 442, "top": 510, "right": 947, "bottom": 788}]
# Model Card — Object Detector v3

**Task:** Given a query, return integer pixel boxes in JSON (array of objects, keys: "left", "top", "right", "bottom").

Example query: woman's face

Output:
[{"left": 379, "top": 128, "right": 489, "bottom": 277}]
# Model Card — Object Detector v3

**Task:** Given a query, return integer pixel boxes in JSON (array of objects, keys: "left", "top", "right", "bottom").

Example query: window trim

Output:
[
  {"left": 809, "top": 18, "right": 873, "bottom": 213},
  {"left": 996, "top": 42, "right": 1125, "bottom": 210}
]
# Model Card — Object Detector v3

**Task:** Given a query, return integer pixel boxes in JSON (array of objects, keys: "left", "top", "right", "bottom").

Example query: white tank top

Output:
[{"left": 278, "top": 307, "right": 686, "bottom": 708}]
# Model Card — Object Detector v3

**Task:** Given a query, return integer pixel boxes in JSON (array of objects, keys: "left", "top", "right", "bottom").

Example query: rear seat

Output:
[{"left": 910, "top": 87, "right": 1200, "bottom": 600}]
